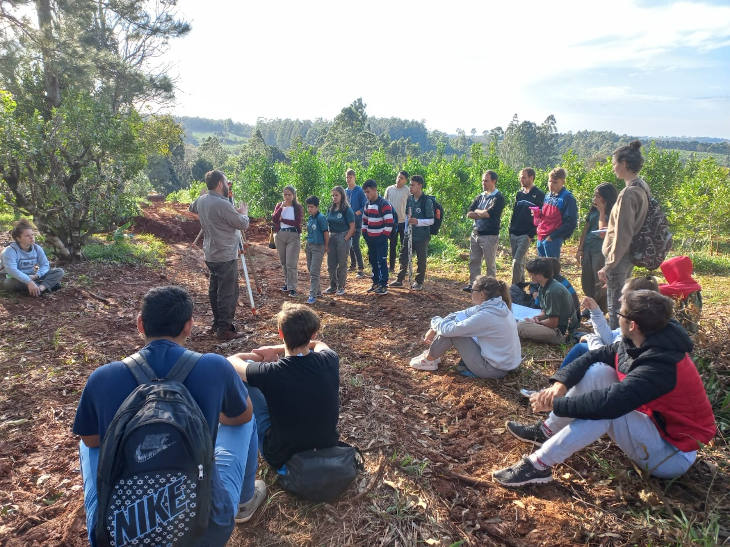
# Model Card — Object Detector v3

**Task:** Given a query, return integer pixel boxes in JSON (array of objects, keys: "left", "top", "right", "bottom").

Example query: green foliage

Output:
[
  {"left": 166, "top": 181, "right": 206, "bottom": 204},
  {"left": 363, "top": 148, "right": 396, "bottom": 190},
  {"left": 82, "top": 234, "right": 166, "bottom": 267}
]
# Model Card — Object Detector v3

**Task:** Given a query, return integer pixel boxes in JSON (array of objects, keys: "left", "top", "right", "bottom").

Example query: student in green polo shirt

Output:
[
  {"left": 324, "top": 185, "right": 355, "bottom": 296},
  {"left": 389, "top": 175, "right": 434, "bottom": 290},
  {"left": 517, "top": 257, "right": 577, "bottom": 344},
  {"left": 305, "top": 196, "right": 330, "bottom": 304}
]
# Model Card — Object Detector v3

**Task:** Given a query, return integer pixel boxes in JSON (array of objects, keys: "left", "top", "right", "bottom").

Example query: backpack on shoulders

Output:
[
  {"left": 95, "top": 350, "right": 214, "bottom": 547},
  {"left": 425, "top": 195, "right": 444, "bottom": 235},
  {"left": 630, "top": 193, "right": 672, "bottom": 270},
  {"left": 276, "top": 441, "right": 364, "bottom": 503}
]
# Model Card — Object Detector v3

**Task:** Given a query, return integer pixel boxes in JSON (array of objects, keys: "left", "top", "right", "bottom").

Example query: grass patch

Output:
[{"left": 82, "top": 233, "right": 167, "bottom": 267}]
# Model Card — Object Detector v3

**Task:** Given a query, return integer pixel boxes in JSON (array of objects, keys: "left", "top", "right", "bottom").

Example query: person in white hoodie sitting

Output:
[{"left": 409, "top": 275, "right": 522, "bottom": 378}]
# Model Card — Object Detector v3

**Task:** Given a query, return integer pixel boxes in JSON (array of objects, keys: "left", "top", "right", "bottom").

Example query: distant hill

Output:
[{"left": 176, "top": 115, "right": 730, "bottom": 166}]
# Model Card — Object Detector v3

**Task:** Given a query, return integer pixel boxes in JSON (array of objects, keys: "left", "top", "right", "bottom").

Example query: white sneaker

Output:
[
  {"left": 235, "top": 479, "right": 267, "bottom": 523},
  {"left": 409, "top": 351, "right": 440, "bottom": 371}
]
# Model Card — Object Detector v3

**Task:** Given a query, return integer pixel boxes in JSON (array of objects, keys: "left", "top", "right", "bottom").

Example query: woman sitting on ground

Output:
[
  {"left": 409, "top": 275, "right": 521, "bottom": 378},
  {"left": 1, "top": 219, "right": 64, "bottom": 296}
]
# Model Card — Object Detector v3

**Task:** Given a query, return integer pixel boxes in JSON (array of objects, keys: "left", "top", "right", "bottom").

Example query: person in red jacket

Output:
[{"left": 493, "top": 289, "right": 715, "bottom": 487}]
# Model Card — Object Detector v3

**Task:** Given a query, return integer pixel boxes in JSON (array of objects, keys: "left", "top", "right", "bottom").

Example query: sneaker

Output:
[
  {"left": 492, "top": 457, "right": 553, "bottom": 487},
  {"left": 317, "top": 291, "right": 323, "bottom": 297},
  {"left": 335, "top": 288, "right": 345, "bottom": 296},
  {"left": 280, "top": 285, "right": 288, "bottom": 292},
  {"left": 306, "top": 296, "right": 316, "bottom": 304},
  {"left": 462, "top": 284, "right": 473, "bottom": 292},
  {"left": 235, "top": 479, "right": 267, "bottom": 523},
  {"left": 374, "top": 285, "right": 388, "bottom": 295},
  {"left": 366, "top": 284, "right": 378, "bottom": 293},
  {"left": 411, "top": 282, "right": 423, "bottom": 290},
  {"left": 323, "top": 287, "right": 336, "bottom": 295},
  {"left": 410, "top": 351, "right": 440, "bottom": 371},
  {"left": 288, "top": 290, "right": 298, "bottom": 297},
  {"left": 388, "top": 280, "right": 403, "bottom": 287},
  {"left": 506, "top": 420, "right": 549, "bottom": 446},
  {"left": 356, "top": 270, "right": 367, "bottom": 278},
  {"left": 455, "top": 360, "right": 477, "bottom": 377}
]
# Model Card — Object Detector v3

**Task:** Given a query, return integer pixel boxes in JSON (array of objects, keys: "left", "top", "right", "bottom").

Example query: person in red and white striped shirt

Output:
[{"left": 361, "top": 179, "right": 394, "bottom": 295}]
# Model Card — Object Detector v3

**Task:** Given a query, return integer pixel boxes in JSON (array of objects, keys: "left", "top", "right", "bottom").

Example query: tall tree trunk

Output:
[{"left": 35, "top": 0, "right": 60, "bottom": 109}]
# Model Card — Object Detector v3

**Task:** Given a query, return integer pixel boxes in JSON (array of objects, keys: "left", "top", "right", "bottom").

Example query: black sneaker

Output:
[
  {"left": 492, "top": 457, "right": 553, "bottom": 487},
  {"left": 374, "top": 285, "right": 388, "bottom": 295},
  {"left": 280, "top": 285, "right": 288, "bottom": 292},
  {"left": 462, "top": 284, "right": 472, "bottom": 292},
  {"left": 388, "top": 280, "right": 403, "bottom": 287},
  {"left": 366, "top": 284, "right": 378, "bottom": 293},
  {"left": 506, "top": 420, "right": 548, "bottom": 446}
]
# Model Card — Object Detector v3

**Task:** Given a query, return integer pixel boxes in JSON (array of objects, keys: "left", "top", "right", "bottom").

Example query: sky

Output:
[{"left": 165, "top": 0, "right": 730, "bottom": 139}]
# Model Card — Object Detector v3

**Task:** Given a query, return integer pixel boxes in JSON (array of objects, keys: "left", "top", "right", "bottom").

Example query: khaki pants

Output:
[
  {"left": 327, "top": 232, "right": 349, "bottom": 290},
  {"left": 509, "top": 234, "right": 531, "bottom": 286},
  {"left": 429, "top": 334, "right": 509, "bottom": 379},
  {"left": 275, "top": 230, "right": 300, "bottom": 291},
  {"left": 469, "top": 232, "right": 498, "bottom": 282},
  {"left": 306, "top": 243, "right": 325, "bottom": 297},
  {"left": 517, "top": 321, "right": 567, "bottom": 345},
  {"left": 2, "top": 267, "right": 64, "bottom": 293}
]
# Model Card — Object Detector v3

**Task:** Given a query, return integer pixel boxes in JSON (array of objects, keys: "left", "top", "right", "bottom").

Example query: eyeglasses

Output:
[{"left": 616, "top": 311, "right": 634, "bottom": 321}]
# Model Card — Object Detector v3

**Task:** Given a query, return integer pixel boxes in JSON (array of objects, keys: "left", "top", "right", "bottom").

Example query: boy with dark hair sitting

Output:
[
  {"left": 494, "top": 290, "right": 716, "bottom": 487},
  {"left": 73, "top": 286, "right": 265, "bottom": 546},
  {"left": 227, "top": 303, "right": 340, "bottom": 473},
  {"left": 517, "top": 257, "right": 577, "bottom": 345}
]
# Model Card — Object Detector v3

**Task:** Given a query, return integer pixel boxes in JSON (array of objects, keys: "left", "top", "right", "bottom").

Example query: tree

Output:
[
  {"left": 0, "top": 0, "right": 189, "bottom": 259},
  {"left": 318, "top": 98, "right": 379, "bottom": 161}
]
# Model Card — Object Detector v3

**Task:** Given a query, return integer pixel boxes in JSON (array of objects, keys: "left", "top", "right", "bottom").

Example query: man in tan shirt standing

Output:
[
  {"left": 384, "top": 171, "right": 411, "bottom": 272},
  {"left": 190, "top": 170, "right": 250, "bottom": 340},
  {"left": 599, "top": 141, "right": 649, "bottom": 329}
]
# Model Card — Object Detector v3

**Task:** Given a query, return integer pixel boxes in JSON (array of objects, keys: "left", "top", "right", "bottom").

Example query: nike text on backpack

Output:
[
  {"left": 426, "top": 195, "right": 444, "bottom": 235},
  {"left": 630, "top": 192, "right": 672, "bottom": 270},
  {"left": 95, "top": 350, "right": 213, "bottom": 547}
]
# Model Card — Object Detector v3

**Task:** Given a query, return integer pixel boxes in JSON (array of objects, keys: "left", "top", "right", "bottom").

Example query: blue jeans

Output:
[
  {"left": 79, "top": 420, "right": 258, "bottom": 546},
  {"left": 536, "top": 237, "right": 563, "bottom": 259},
  {"left": 365, "top": 235, "right": 389, "bottom": 286},
  {"left": 560, "top": 342, "right": 589, "bottom": 368},
  {"left": 245, "top": 385, "right": 271, "bottom": 450}
]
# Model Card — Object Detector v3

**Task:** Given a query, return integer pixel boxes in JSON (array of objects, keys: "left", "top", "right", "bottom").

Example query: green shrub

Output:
[
  {"left": 166, "top": 181, "right": 206, "bottom": 204},
  {"left": 82, "top": 233, "right": 166, "bottom": 267}
]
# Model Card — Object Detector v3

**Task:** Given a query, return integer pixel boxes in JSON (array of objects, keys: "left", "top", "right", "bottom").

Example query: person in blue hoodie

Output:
[{"left": 2, "top": 219, "right": 64, "bottom": 296}]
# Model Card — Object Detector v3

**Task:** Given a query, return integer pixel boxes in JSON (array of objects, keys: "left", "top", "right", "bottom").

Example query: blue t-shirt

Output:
[
  {"left": 326, "top": 206, "right": 355, "bottom": 233},
  {"left": 72, "top": 340, "right": 248, "bottom": 443},
  {"left": 73, "top": 340, "right": 249, "bottom": 534},
  {"left": 345, "top": 185, "right": 366, "bottom": 215},
  {"left": 306, "top": 211, "right": 329, "bottom": 244}
]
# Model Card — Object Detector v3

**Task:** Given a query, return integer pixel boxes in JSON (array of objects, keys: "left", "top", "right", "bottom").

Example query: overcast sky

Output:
[{"left": 165, "top": 0, "right": 730, "bottom": 138}]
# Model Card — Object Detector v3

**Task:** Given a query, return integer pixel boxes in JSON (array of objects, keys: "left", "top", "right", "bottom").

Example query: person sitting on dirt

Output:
[
  {"left": 227, "top": 302, "right": 341, "bottom": 474},
  {"left": 72, "top": 286, "right": 266, "bottom": 545},
  {"left": 189, "top": 169, "right": 250, "bottom": 340},
  {"left": 493, "top": 290, "right": 716, "bottom": 487},
  {"left": 547, "top": 257, "right": 580, "bottom": 325},
  {"left": 1, "top": 218, "right": 64, "bottom": 296},
  {"left": 409, "top": 275, "right": 521, "bottom": 378},
  {"left": 517, "top": 257, "right": 578, "bottom": 345},
  {"left": 658, "top": 255, "right": 702, "bottom": 336}
]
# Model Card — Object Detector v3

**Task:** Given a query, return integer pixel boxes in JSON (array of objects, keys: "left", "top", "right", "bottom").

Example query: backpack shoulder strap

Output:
[
  {"left": 122, "top": 352, "right": 157, "bottom": 385},
  {"left": 166, "top": 349, "right": 203, "bottom": 384}
]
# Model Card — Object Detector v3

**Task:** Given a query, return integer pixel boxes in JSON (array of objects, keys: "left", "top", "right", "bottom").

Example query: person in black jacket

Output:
[
  {"left": 464, "top": 170, "right": 504, "bottom": 291},
  {"left": 509, "top": 168, "right": 544, "bottom": 286},
  {"left": 493, "top": 290, "right": 716, "bottom": 487}
]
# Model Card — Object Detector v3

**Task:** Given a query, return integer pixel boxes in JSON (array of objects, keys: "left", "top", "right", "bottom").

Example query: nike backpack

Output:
[
  {"left": 630, "top": 190, "right": 672, "bottom": 270},
  {"left": 95, "top": 350, "right": 214, "bottom": 547}
]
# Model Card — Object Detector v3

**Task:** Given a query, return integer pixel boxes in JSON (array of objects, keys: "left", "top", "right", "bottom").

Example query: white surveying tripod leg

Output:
[
  {"left": 406, "top": 208, "right": 413, "bottom": 289},
  {"left": 239, "top": 234, "right": 257, "bottom": 315}
]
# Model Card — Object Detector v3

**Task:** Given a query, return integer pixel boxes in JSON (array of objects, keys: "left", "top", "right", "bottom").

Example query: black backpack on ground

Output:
[
  {"left": 95, "top": 350, "right": 214, "bottom": 547},
  {"left": 630, "top": 190, "right": 672, "bottom": 270},
  {"left": 425, "top": 195, "right": 444, "bottom": 235},
  {"left": 276, "top": 441, "right": 364, "bottom": 503}
]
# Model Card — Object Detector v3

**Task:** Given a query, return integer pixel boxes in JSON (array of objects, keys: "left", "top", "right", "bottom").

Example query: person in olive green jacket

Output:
[{"left": 389, "top": 175, "right": 434, "bottom": 290}]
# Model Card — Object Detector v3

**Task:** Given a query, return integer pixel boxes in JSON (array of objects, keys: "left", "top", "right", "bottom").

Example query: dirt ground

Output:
[{"left": 1, "top": 201, "right": 728, "bottom": 546}]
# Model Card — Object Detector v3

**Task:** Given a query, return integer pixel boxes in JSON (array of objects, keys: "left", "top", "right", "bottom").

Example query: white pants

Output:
[{"left": 535, "top": 364, "right": 695, "bottom": 478}]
